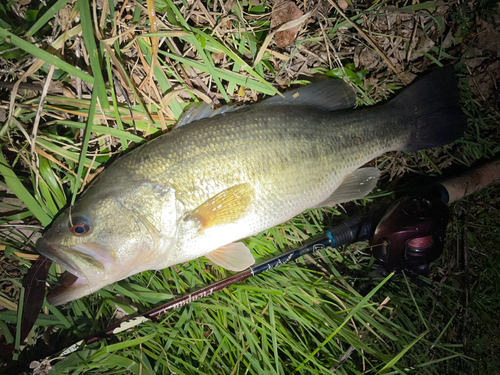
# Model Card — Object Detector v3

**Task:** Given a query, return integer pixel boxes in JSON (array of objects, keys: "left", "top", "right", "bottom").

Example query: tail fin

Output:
[{"left": 393, "top": 66, "right": 467, "bottom": 151}]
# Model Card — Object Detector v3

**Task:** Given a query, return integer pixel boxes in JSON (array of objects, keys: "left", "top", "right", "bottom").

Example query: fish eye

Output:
[{"left": 69, "top": 217, "right": 91, "bottom": 236}]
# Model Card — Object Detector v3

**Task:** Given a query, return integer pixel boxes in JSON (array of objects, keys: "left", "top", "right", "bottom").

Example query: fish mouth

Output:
[
  {"left": 36, "top": 238, "right": 84, "bottom": 278},
  {"left": 35, "top": 238, "right": 111, "bottom": 305}
]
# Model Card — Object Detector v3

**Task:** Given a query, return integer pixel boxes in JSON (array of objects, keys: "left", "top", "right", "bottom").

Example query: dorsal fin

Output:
[
  {"left": 175, "top": 103, "right": 248, "bottom": 128},
  {"left": 256, "top": 79, "right": 356, "bottom": 111},
  {"left": 175, "top": 79, "right": 356, "bottom": 128}
]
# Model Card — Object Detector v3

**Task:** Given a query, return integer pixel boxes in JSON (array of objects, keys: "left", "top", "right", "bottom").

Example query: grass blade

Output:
[
  {"left": 0, "top": 151, "right": 52, "bottom": 226},
  {"left": 377, "top": 330, "right": 430, "bottom": 374},
  {"left": 295, "top": 272, "right": 394, "bottom": 372},
  {"left": 78, "top": 0, "right": 109, "bottom": 107},
  {"left": 54, "top": 120, "right": 143, "bottom": 143},
  {"left": 26, "top": 0, "right": 72, "bottom": 37},
  {"left": 71, "top": 86, "right": 98, "bottom": 205},
  {"left": 0, "top": 27, "right": 94, "bottom": 84}
]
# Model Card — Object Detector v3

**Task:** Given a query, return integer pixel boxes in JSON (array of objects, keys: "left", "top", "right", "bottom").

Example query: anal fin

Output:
[
  {"left": 314, "top": 167, "right": 380, "bottom": 207},
  {"left": 205, "top": 242, "right": 255, "bottom": 271}
]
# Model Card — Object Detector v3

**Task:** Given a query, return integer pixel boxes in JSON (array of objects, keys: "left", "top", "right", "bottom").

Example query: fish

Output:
[{"left": 36, "top": 66, "right": 466, "bottom": 305}]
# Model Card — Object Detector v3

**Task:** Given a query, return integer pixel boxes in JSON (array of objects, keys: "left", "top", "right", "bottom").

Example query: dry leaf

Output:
[
  {"left": 469, "top": 60, "right": 500, "bottom": 103},
  {"left": 354, "top": 46, "right": 381, "bottom": 70},
  {"left": 238, "top": 86, "right": 246, "bottom": 97},
  {"left": 20, "top": 255, "right": 52, "bottom": 344},
  {"left": 338, "top": 0, "right": 349, "bottom": 10},
  {"left": 271, "top": 1, "right": 304, "bottom": 48},
  {"left": 475, "top": 20, "right": 500, "bottom": 54},
  {"left": 211, "top": 52, "right": 225, "bottom": 64},
  {"left": 58, "top": 5, "right": 73, "bottom": 31},
  {"left": 224, "top": 0, "right": 236, "bottom": 12}
]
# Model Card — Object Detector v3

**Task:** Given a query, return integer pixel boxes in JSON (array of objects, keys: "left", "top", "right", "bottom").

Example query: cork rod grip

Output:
[{"left": 439, "top": 159, "right": 500, "bottom": 203}]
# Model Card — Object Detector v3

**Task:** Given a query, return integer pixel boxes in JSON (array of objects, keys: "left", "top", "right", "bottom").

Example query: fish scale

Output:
[
  {"left": 36, "top": 67, "right": 467, "bottom": 305},
  {"left": 160, "top": 107, "right": 388, "bottom": 207},
  {"left": 156, "top": 106, "right": 397, "bottom": 258}
]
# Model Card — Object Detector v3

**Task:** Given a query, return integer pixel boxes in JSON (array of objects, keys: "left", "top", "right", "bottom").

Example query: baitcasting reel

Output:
[{"left": 371, "top": 195, "right": 449, "bottom": 275}]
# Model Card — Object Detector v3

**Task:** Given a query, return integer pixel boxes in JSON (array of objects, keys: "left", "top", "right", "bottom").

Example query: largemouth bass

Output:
[{"left": 36, "top": 67, "right": 466, "bottom": 305}]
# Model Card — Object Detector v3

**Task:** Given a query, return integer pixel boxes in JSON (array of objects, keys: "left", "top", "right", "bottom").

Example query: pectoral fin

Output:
[
  {"left": 205, "top": 242, "right": 255, "bottom": 271},
  {"left": 186, "top": 183, "right": 254, "bottom": 231},
  {"left": 314, "top": 168, "right": 380, "bottom": 207}
]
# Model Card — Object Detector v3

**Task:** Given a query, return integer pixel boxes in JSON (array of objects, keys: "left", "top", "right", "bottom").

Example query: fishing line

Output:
[
  {"left": 112, "top": 75, "right": 137, "bottom": 135},
  {"left": 68, "top": 205, "right": 73, "bottom": 227}
]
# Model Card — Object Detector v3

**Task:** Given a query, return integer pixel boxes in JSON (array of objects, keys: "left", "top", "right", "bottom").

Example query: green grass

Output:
[{"left": 0, "top": 0, "right": 499, "bottom": 374}]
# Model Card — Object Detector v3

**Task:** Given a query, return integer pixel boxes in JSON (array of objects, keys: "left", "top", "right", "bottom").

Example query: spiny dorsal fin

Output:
[
  {"left": 175, "top": 79, "right": 356, "bottom": 128},
  {"left": 314, "top": 168, "right": 380, "bottom": 207},
  {"left": 175, "top": 103, "right": 248, "bottom": 128}
]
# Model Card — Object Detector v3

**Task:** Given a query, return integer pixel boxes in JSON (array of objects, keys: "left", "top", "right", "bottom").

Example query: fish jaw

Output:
[
  {"left": 35, "top": 238, "right": 119, "bottom": 305},
  {"left": 46, "top": 271, "right": 96, "bottom": 306}
]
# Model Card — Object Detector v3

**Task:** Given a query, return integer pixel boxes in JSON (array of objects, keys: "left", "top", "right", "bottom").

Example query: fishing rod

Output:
[
  {"left": 77, "top": 159, "right": 500, "bottom": 350},
  {"left": 6, "top": 159, "right": 500, "bottom": 369},
  {"left": 4, "top": 209, "right": 382, "bottom": 370},
  {"left": 16, "top": 208, "right": 377, "bottom": 351},
  {"left": 56, "top": 210, "right": 381, "bottom": 355}
]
